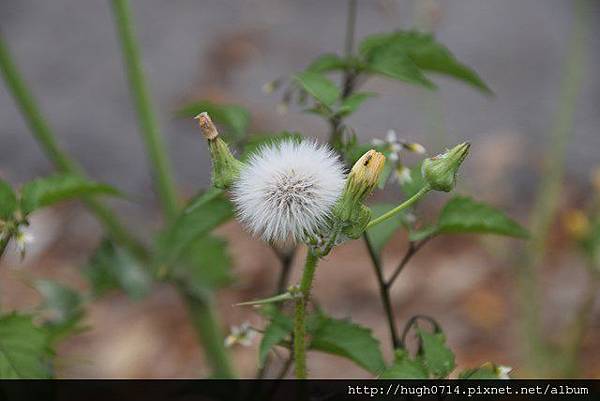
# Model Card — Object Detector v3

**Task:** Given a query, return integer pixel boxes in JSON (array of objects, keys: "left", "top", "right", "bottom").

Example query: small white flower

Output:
[
  {"left": 386, "top": 129, "right": 398, "bottom": 143},
  {"left": 497, "top": 365, "right": 512, "bottom": 379},
  {"left": 393, "top": 165, "right": 412, "bottom": 185},
  {"left": 15, "top": 228, "right": 34, "bottom": 258},
  {"left": 224, "top": 322, "right": 257, "bottom": 348},
  {"left": 232, "top": 139, "right": 345, "bottom": 244}
]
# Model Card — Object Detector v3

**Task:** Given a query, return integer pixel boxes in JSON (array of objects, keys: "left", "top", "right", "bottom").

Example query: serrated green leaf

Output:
[
  {"left": 258, "top": 308, "right": 293, "bottom": 367},
  {"left": 172, "top": 235, "right": 233, "bottom": 297},
  {"left": 438, "top": 196, "right": 529, "bottom": 238},
  {"left": 0, "top": 179, "right": 17, "bottom": 221},
  {"left": 20, "top": 174, "right": 119, "bottom": 215},
  {"left": 85, "top": 239, "right": 153, "bottom": 300},
  {"left": 157, "top": 188, "right": 234, "bottom": 266},
  {"left": 306, "top": 53, "right": 348, "bottom": 73},
  {"left": 379, "top": 349, "right": 429, "bottom": 379},
  {"left": 175, "top": 100, "right": 250, "bottom": 142},
  {"left": 337, "top": 92, "right": 376, "bottom": 117},
  {"left": 417, "top": 329, "right": 455, "bottom": 378},
  {"left": 366, "top": 203, "right": 406, "bottom": 254},
  {"left": 360, "top": 31, "right": 491, "bottom": 93},
  {"left": 294, "top": 71, "right": 340, "bottom": 107},
  {"left": 0, "top": 313, "right": 52, "bottom": 378},
  {"left": 310, "top": 314, "right": 385, "bottom": 374}
]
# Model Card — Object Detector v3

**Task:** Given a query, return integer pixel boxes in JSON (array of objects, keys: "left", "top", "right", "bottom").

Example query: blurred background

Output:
[{"left": 0, "top": 0, "right": 599, "bottom": 378}]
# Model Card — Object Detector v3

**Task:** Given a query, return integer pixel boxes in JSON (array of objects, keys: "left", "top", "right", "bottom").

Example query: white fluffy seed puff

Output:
[{"left": 231, "top": 140, "right": 346, "bottom": 244}]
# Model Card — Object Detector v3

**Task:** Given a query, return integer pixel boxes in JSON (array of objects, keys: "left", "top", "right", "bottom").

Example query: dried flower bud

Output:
[
  {"left": 195, "top": 112, "right": 245, "bottom": 189},
  {"left": 421, "top": 142, "right": 470, "bottom": 192}
]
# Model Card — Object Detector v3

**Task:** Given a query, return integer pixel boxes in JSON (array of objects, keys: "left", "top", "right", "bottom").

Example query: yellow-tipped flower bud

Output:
[
  {"left": 334, "top": 150, "right": 386, "bottom": 238},
  {"left": 195, "top": 112, "right": 245, "bottom": 189},
  {"left": 421, "top": 142, "right": 470, "bottom": 192}
]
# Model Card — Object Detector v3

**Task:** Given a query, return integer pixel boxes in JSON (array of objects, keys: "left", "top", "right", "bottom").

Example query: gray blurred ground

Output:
[{"left": 1, "top": 0, "right": 599, "bottom": 205}]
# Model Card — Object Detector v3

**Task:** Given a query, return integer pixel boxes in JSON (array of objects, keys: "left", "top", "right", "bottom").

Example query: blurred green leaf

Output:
[
  {"left": 241, "top": 132, "right": 304, "bottom": 161},
  {"left": 366, "top": 203, "right": 407, "bottom": 255},
  {"left": 408, "top": 225, "right": 438, "bottom": 242},
  {"left": 0, "top": 179, "right": 17, "bottom": 221},
  {"left": 337, "top": 92, "right": 376, "bottom": 117},
  {"left": 379, "top": 349, "right": 428, "bottom": 379},
  {"left": 20, "top": 174, "right": 119, "bottom": 216},
  {"left": 437, "top": 196, "right": 529, "bottom": 238},
  {"left": 85, "top": 239, "right": 153, "bottom": 300},
  {"left": 364, "top": 47, "right": 434, "bottom": 89},
  {"left": 157, "top": 188, "right": 234, "bottom": 267},
  {"left": 400, "top": 163, "right": 426, "bottom": 198},
  {"left": 0, "top": 313, "right": 52, "bottom": 378},
  {"left": 175, "top": 100, "right": 250, "bottom": 142},
  {"left": 306, "top": 53, "right": 349, "bottom": 73},
  {"left": 172, "top": 235, "right": 233, "bottom": 298},
  {"left": 417, "top": 328, "right": 455, "bottom": 378},
  {"left": 258, "top": 306, "right": 293, "bottom": 367},
  {"left": 459, "top": 362, "right": 511, "bottom": 379},
  {"left": 310, "top": 313, "right": 385, "bottom": 374},
  {"left": 360, "top": 31, "right": 491, "bottom": 93},
  {"left": 293, "top": 71, "right": 340, "bottom": 107}
]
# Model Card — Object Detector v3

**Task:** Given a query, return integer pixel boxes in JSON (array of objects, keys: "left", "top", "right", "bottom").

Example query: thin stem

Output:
[
  {"left": 363, "top": 235, "right": 401, "bottom": 349},
  {"left": 366, "top": 186, "right": 431, "bottom": 229},
  {"left": 344, "top": 0, "right": 357, "bottom": 59},
  {"left": 519, "top": 0, "right": 590, "bottom": 374},
  {"left": 0, "top": 35, "right": 146, "bottom": 260},
  {"left": 293, "top": 249, "right": 319, "bottom": 379},
  {"left": 110, "top": 0, "right": 179, "bottom": 221},
  {"left": 386, "top": 236, "right": 432, "bottom": 288},
  {"left": 181, "top": 287, "right": 235, "bottom": 378}
]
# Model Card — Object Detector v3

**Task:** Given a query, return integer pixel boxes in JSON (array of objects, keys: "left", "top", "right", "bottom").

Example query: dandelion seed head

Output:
[{"left": 232, "top": 139, "right": 345, "bottom": 244}]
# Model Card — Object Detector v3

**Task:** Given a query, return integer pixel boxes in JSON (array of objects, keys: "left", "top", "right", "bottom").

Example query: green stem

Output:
[
  {"left": 181, "top": 288, "right": 235, "bottom": 378},
  {"left": 520, "top": 0, "right": 590, "bottom": 374},
  {"left": 110, "top": 0, "right": 179, "bottom": 221},
  {"left": 294, "top": 249, "right": 319, "bottom": 379},
  {"left": 0, "top": 35, "right": 146, "bottom": 260},
  {"left": 366, "top": 186, "right": 431, "bottom": 229}
]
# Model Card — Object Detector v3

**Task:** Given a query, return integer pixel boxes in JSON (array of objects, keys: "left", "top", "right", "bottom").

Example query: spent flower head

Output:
[{"left": 231, "top": 139, "right": 345, "bottom": 244}]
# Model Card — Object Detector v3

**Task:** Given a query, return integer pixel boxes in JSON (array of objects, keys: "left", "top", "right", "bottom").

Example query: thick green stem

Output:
[
  {"left": 0, "top": 35, "right": 146, "bottom": 260},
  {"left": 294, "top": 249, "right": 319, "bottom": 379},
  {"left": 181, "top": 288, "right": 235, "bottom": 378},
  {"left": 366, "top": 186, "right": 431, "bottom": 229},
  {"left": 110, "top": 0, "right": 179, "bottom": 220},
  {"left": 519, "top": 0, "right": 590, "bottom": 374}
]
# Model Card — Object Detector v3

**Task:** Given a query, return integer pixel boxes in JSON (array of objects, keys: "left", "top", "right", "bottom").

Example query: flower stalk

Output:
[{"left": 294, "top": 249, "right": 319, "bottom": 379}]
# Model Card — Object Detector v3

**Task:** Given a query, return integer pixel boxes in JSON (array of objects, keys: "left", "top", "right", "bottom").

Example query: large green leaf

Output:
[
  {"left": 437, "top": 196, "right": 529, "bottom": 238},
  {"left": 171, "top": 235, "right": 233, "bottom": 297},
  {"left": 366, "top": 203, "right": 407, "bottom": 255},
  {"left": 310, "top": 314, "right": 385, "bottom": 374},
  {"left": 175, "top": 100, "right": 250, "bottom": 142},
  {"left": 379, "top": 349, "right": 428, "bottom": 379},
  {"left": 293, "top": 71, "right": 341, "bottom": 107},
  {"left": 0, "top": 179, "right": 17, "bottom": 221},
  {"left": 417, "top": 329, "right": 455, "bottom": 378},
  {"left": 360, "top": 31, "right": 491, "bottom": 93},
  {"left": 157, "top": 188, "right": 234, "bottom": 266},
  {"left": 20, "top": 174, "right": 119, "bottom": 215},
  {"left": 85, "top": 239, "right": 153, "bottom": 300},
  {"left": 0, "top": 313, "right": 52, "bottom": 378}
]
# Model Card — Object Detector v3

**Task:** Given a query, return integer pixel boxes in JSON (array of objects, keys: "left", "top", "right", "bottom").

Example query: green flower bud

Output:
[
  {"left": 196, "top": 112, "right": 245, "bottom": 189},
  {"left": 421, "top": 142, "right": 470, "bottom": 192},
  {"left": 334, "top": 149, "right": 386, "bottom": 238}
]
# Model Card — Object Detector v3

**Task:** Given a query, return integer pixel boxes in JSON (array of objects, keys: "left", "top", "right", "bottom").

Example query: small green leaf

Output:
[
  {"left": 417, "top": 329, "right": 455, "bottom": 378},
  {"left": 306, "top": 53, "right": 348, "bottom": 73},
  {"left": 20, "top": 174, "right": 119, "bottom": 215},
  {"left": 85, "top": 239, "right": 153, "bottom": 300},
  {"left": 175, "top": 100, "right": 250, "bottom": 142},
  {"left": 172, "top": 235, "right": 233, "bottom": 297},
  {"left": 366, "top": 203, "right": 407, "bottom": 254},
  {"left": 380, "top": 349, "right": 429, "bottom": 379},
  {"left": 0, "top": 313, "right": 52, "bottom": 378},
  {"left": 293, "top": 71, "right": 341, "bottom": 107},
  {"left": 0, "top": 179, "right": 17, "bottom": 221},
  {"left": 438, "top": 196, "right": 529, "bottom": 238},
  {"left": 157, "top": 188, "right": 234, "bottom": 266},
  {"left": 337, "top": 92, "right": 376, "bottom": 117},
  {"left": 310, "top": 314, "right": 385, "bottom": 374},
  {"left": 258, "top": 307, "right": 293, "bottom": 367}
]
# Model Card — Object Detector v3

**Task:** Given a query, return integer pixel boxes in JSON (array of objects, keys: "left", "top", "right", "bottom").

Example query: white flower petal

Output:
[{"left": 386, "top": 129, "right": 398, "bottom": 143}]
